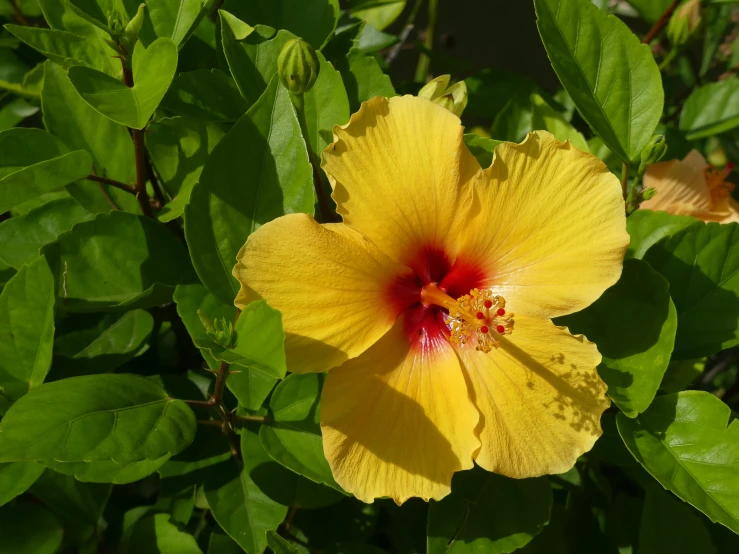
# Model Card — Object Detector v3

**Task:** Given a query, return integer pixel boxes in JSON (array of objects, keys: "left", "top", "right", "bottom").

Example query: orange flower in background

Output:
[
  {"left": 233, "top": 95, "right": 629, "bottom": 504},
  {"left": 641, "top": 150, "right": 738, "bottom": 223}
]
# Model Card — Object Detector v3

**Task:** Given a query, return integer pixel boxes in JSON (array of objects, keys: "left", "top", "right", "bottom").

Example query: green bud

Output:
[
  {"left": 277, "top": 39, "right": 320, "bottom": 95},
  {"left": 639, "top": 135, "right": 668, "bottom": 173},
  {"left": 417, "top": 75, "right": 468, "bottom": 117},
  {"left": 107, "top": 9, "right": 126, "bottom": 35},
  {"left": 198, "top": 311, "right": 234, "bottom": 349},
  {"left": 641, "top": 187, "right": 658, "bottom": 201},
  {"left": 666, "top": 0, "right": 701, "bottom": 48},
  {"left": 121, "top": 4, "right": 146, "bottom": 50}
]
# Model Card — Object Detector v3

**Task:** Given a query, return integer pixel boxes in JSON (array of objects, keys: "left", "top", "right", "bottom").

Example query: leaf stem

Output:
[
  {"left": 386, "top": 0, "right": 425, "bottom": 65},
  {"left": 414, "top": 0, "right": 439, "bottom": 83},
  {"left": 642, "top": 0, "right": 680, "bottom": 44},
  {"left": 8, "top": 0, "right": 29, "bottom": 26},
  {"left": 86, "top": 174, "right": 137, "bottom": 194},
  {"left": 621, "top": 161, "right": 631, "bottom": 200},
  {"left": 291, "top": 91, "right": 338, "bottom": 223}
]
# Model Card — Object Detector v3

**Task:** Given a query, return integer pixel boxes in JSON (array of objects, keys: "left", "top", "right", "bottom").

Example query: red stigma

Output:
[
  {"left": 484, "top": 299, "right": 493, "bottom": 308},
  {"left": 496, "top": 325, "right": 505, "bottom": 334},
  {"left": 497, "top": 308, "right": 505, "bottom": 316},
  {"left": 476, "top": 311, "right": 484, "bottom": 319},
  {"left": 728, "top": 162, "right": 736, "bottom": 171},
  {"left": 480, "top": 325, "right": 489, "bottom": 334}
]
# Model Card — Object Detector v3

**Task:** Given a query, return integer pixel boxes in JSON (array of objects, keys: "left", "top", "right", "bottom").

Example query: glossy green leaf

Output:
[
  {"left": 267, "top": 532, "right": 301, "bottom": 554},
  {"left": 142, "top": 0, "right": 211, "bottom": 46},
  {"left": 53, "top": 310, "right": 154, "bottom": 376},
  {"left": 643, "top": 221, "right": 739, "bottom": 359},
  {"left": 47, "top": 455, "right": 171, "bottom": 484},
  {"left": 463, "top": 134, "right": 504, "bottom": 168},
  {"left": 146, "top": 116, "right": 225, "bottom": 221},
  {"left": 0, "top": 257, "right": 55, "bottom": 405},
  {"left": 617, "top": 391, "right": 739, "bottom": 534},
  {"left": 0, "top": 197, "right": 93, "bottom": 269},
  {"left": 126, "top": 513, "right": 203, "bottom": 554},
  {"left": 260, "top": 373, "right": 342, "bottom": 491},
  {"left": 5, "top": 24, "right": 120, "bottom": 77},
  {"left": 43, "top": 211, "right": 195, "bottom": 311},
  {"left": 427, "top": 467, "right": 552, "bottom": 554},
  {"left": 161, "top": 69, "right": 249, "bottom": 122},
  {"left": 42, "top": 61, "right": 139, "bottom": 213},
  {"left": 0, "top": 373, "right": 196, "bottom": 464},
  {"left": 530, "top": 93, "right": 589, "bottom": 152},
  {"left": 0, "top": 127, "right": 92, "bottom": 216},
  {"left": 205, "top": 438, "right": 288, "bottom": 554},
  {"left": 639, "top": 485, "right": 717, "bottom": 554},
  {"left": 625, "top": 209, "right": 697, "bottom": 260},
  {"left": 184, "top": 77, "right": 313, "bottom": 304},
  {"left": 680, "top": 78, "right": 739, "bottom": 140},
  {"left": 68, "top": 38, "right": 178, "bottom": 129},
  {"left": 0, "top": 502, "right": 63, "bottom": 554},
  {"left": 303, "top": 54, "right": 350, "bottom": 154},
  {"left": 557, "top": 259, "right": 677, "bottom": 417},
  {"left": 222, "top": 0, "right": 340, "bottom": 49},
  {"left": 340, "top": 48, "right": 395, "bottom": 111},
  {"left": 0, "top": 462, "right": 44, "bottom": 507},
  {"left": 535, "top": 0, "right": 663, "bottom": 161}
]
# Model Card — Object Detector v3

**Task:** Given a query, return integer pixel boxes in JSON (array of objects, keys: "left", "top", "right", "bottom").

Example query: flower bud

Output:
[
  {"left": 120, "top": 4, "right": 145, "bottom": 52},
  {"left": 277, "top": 39, "right": 320, "bottom": 95},
  {"left": 198, "top": 311, "right": 234, "bottom": 349},
  {"left": 418, "top": 75, "right": 468, "bottom": 117},
  {"left": 639, "top": 135, "right": 668, "bottom": 172},
  {"left": 641, "top": 187, "right": 658, "bottom": 201},
  {"left": 667, "top": 0, "right": 702, "bottom": 48}
]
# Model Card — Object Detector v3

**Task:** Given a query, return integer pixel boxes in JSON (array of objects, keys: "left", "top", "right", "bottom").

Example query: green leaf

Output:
[
  {"left": 53, "top": 310, "right": 154, "bottom": 376},
  {"left": 46, "top": 455, "right": 171, "bottom": 484},
  {"left": 639, "top": 484, "right": 717, "bottom": 554},
  {"left": 208, "top": 529, "right": 244, "bottom": 554},
  {"left": 465, "top": 69, "right": 539, "bottom": 120},
  {"left": 625, "top": 209, "right": 697, "bottom": 260},
  {"left": 530, "top": 93, "right": 589, "bottom": 152},
  {"left": 4, "top": 24, "right": 120, "bottom": 77},
  {"left": 701, "top": 4, "right": 733, "bottom": 77},
  {"left": 184, "top": 77, "right": 313, "bottom": 304},
  {"left": 340, "top": 48, "right": 395, "bottom": 111},
  {"left": 260, "top": 373, "right": 342, "bottom": 491},
  {"left": 42, "top": 61, "right": 139, "bottom": 213},
  {"left": 126, "top": 513, "right": 203, "bottom": 554},
  {"left": 158, "top": 427, "right": 232, "bottom": 495},
  {"left": 427, "top": 467, "right": 552, "bottom": 554},
  {"left": 161, "top": 69, "right": 249, "bottom": 122},
  {"left": 214, "top": 300, "right": 286, "bottom": 379},
  {"left": 68, "top": 38, "right": 178, "bottom": 129},
  {"left": 142, "top": 0, "right": 211, "bottom": 46},
  {"left": 351, "top": 1, "right": 405, "bottom": 31},
  {"left": 617, "top": 391, "right": 739, "bottom": 534},
  {"left": 146, "top": 116, "right": 225, "bottom": 221},
  {"left": 0, "top": 502, "right": 63, "bottom": 554},
  {"left": 0, "top": 257, "right": 55, "bottom": 405},
  {"left": 0, "top": 127, "right": 92, "bottom": 216},
  {"left": 0, "top": 197, "right": 93, "bottom": 269},
  {"left": 0, "top": 373, "right": 196, "bottom": 464},
  {"left": 43, "top": 211, "right": 195, "bottom": 311},
  {"left": 0, "top": 462, "right": 45, "bottom": 507},
  {"left": 463, "top": 134, "right": 504, "bottom": 168},
  {"left": 267, "top": 532, "right": 301, "bottom": 554},
  {"left": 680, "top": 78, "right": 739, "bottom": 140},
  {"left": 643, "top": 221, "right": 739, "bottom": 359},
  {"left": 222, "top": 0, "right": 339, "bottom": 49},
  {"left": 492, "top": 96, "right": 532, "bottom": 143},
  {"left": 535, "top": 0, "right": 663, "bottom": 161},
  {"left": 556, "top": 259, "right": 677, "bottom": 417},
  {"left": 625, "top": 0, "right": 674, "bottom": 23},
  {"left": 205, "top": 437, "right": 288, "bottom": 554},
  {"left": 30, "top": 468, "right": 111, "bottom": 534},
  {"left": 303, "top": 54, "right": 350, "bottom": 154}
]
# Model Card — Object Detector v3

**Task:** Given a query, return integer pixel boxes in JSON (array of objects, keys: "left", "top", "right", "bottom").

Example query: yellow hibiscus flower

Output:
[
  {"left": 641, "top": 149, "right": 738, "bottom": 223},
  {"left": 233, "top": 95, "right": 629, "bottom": 504}
]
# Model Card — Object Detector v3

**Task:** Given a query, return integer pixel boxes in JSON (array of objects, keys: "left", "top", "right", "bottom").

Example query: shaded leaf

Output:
[
  {"left": 0, "top": 462, "right": 45, "bottom": 507},
  {"left": 126, "top": 512, "right": 203, "bottom": 554},
  {"left": 46, "top": 455, "right": 171, "bottom": 484},
  {"left": 161, "top": 69, "right": 248, "bottom": 122},
  {"left": 463, "top": 134, "right": 504, "bottom": 168},
  {"left": 0, "top": 502, "right": 63, "bottom": 554}
]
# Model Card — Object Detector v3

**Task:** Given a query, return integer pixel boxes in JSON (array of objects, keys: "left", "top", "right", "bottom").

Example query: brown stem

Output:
[
  {"left": 8, "top": 0, "right": 29, "bottom": 26},
  {"left": 621, "top": 161, "right": 631, "bottom": 200},
  {"left": 642, "top": 0, "right": 680, "bottom": 44},
  {"left": 86, "top": 174, "right": 137, "bottom": 194},
  {"left": 232, "top": 414, "right": 271, "bottom": 424}
]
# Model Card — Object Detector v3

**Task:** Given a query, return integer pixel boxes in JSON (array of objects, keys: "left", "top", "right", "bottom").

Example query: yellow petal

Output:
[
  {"left": 641, "top": 150, "right": 711, "bottom": 213},
  {"left": 321, "top": 95, "right": 480, "bottom": 268},
  {"left": 233, "top": 214, "right": 412, "bottom": 373},
  {"left": 457, "top": 131, "right": 629, "bottom": 318},
  {"left": 457, "top": 314, "right": 610, "bottom": 478},
  {"left": 321, "top": 318, "right": 479, "bottom": 504}
]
